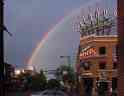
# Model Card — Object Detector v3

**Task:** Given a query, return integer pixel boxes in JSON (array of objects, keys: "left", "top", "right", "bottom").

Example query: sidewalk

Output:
[
  {"left": 5, "top": 90, "right": 32, "bottom": 96},
  {"left": 66, "top": 88, "right": 79, "bottom": 96}
]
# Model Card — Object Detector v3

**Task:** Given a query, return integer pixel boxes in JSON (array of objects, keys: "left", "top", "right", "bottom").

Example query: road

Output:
[{"left": 31, "top": 89, "right": 68, "bottom": 96}]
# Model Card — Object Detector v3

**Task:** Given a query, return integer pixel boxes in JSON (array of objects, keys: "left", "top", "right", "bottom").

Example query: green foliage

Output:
[
  {"left": 17, "top": 69, "right": 47, "bottom": 91},
  {"left": 30, "top": 70, "right": 47, "bottom": 91},
  {"left": 47, "top": 79, "right": 61, "bottom": 89},
  {"left": 55, "top": 65, "right": 76, "bottom": 83}
]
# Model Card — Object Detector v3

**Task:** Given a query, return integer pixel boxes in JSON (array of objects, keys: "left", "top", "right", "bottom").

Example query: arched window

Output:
[{"left": 99, "top": 47, "right": 106, "bottom": 55}]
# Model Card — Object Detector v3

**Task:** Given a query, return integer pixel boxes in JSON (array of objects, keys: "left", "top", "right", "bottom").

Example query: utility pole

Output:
[
  {"left": 0, "top": 0, "right": 4, "bottom": 95},
  {"left": 117, "top": 0, "right": 124, "bottom": 96}
]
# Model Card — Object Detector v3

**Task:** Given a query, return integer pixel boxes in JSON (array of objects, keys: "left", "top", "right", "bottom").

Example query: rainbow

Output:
[
  {"left": 27, "top": 0, "right": 107, "bottom": 67},
  {"left": 27, "top": 32, "right": 48, "bottom": 65},
  {"left": 27, "top": 16, "right": 67, "bottom": 66}
]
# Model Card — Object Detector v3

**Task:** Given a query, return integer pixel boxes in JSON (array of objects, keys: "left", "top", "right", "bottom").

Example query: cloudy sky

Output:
[{"left": 4, "top": 0, "right": 116, "bottom": 67}]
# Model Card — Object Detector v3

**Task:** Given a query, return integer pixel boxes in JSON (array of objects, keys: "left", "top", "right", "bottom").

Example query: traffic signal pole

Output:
[{"left": 0, "top": 0, "right": 4, "bottom": 95}]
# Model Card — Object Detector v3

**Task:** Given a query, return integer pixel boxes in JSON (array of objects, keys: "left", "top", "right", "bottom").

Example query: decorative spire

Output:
[
  {"left": 82, "top": 16, "right": 86, "bottom": 25},
  {"left": 88, "top": 13, "right": 93, "bottom": 26},
  {"left": 102, "top": 9, "right": 108, "bottom": 18},
  {"left": 76, "top": 8, "right": 116, "bottom": 36},
  {"left": 95, "top": 8, "right": 100, "bottom": 19}
]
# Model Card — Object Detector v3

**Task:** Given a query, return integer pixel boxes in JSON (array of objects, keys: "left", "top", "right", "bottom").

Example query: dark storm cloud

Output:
[{"left": 4, "top": 0, "right": 91, "bottom": 66}]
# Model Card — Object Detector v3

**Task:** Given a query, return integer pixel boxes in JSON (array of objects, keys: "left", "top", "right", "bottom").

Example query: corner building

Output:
[
  {"left": 76, "top": 10, "right": 118, "bottom": 96},
  {"left": 78, "top": 35, "right": 117, "bottom": 96}
]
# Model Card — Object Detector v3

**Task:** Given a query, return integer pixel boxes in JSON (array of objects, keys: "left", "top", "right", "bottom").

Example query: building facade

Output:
[
  {"left": 76, "top": 9, "right": 118, "bottom": 96},
  {"left": 5, "top": 63, "right": 15, "bottom": 81}
]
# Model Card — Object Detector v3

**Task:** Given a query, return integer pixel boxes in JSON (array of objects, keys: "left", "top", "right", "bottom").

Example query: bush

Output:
[{"left": 30, "top": 71, "right": 47, "bottom": 91}]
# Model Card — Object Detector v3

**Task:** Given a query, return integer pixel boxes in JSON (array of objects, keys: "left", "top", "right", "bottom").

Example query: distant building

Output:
[
  {"left": 24, "top": 65, "right": 35, "bottom": 74},
  {"left": 14, "top": 65, "right": 35, "bottom": 76},
  {"left": 5, "top": 63, "right": 15, "bottom": 81},
  {"left": 76, "top": 9, "right": 117, "bottom": 96}
]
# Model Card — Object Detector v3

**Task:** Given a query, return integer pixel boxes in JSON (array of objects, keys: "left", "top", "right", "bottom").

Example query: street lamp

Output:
[
  {"left": 60, "top": 56, "right": 71, "bottom": 67},
  {"left": 62, "top": 70, "right": 68, "bottom": 75},
  {"left": 15, "top": 70, "right": 21, "bottom": 76},
  {"left": 62, "top": 70, "right": 69, "bottom": 89}
]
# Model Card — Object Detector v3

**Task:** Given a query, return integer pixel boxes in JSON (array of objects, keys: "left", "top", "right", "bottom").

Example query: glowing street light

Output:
[
  {"left": 63, "top": 70, "right": 68, "bottom": 75},
  {"left": 15, "top": 70, "right": 21, "bottom": 75}
]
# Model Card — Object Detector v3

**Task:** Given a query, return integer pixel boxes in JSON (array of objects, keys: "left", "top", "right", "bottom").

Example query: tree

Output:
[
  {"left": 47, "top": 79, "right": 61, "bottom": 89},
  {"left": 16, "top": 69, "right": 47, "bottom": 91},
  {"left": 30, "top": 70, "right": 47, "bottom": 91},
  {"left": 55, "top": 65, "right": 76, "bottom": 84}
]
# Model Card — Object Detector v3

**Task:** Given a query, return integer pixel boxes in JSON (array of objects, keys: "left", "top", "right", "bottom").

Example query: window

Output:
[
  {"left": 99, "top": 62, "right": 106, "bottom": 69},
  {"left": 112, "top": 46, "right": 117, "bottom": 58},
  {"left": 99, "top": 47, "right": 106, "bottom": 55},
  {"left": 112, "top": 78, "right": 117, "bottom": 90},
  {"left": 113, "top": 62, "right": 117, "bottom": 69},
  {"left": 80, "top": 61, "right": 90, "bottom": 70},
  {"left": 80, "top": 60, "right": 84, "bottom": 67},
  {"left": 83, "top": 62, "right": 90, "bottom": 70}
]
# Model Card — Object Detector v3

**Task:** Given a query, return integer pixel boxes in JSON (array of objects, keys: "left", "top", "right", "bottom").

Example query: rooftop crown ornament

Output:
[{"left": 76, "top": 8, "right": 116, "bottom": 37}]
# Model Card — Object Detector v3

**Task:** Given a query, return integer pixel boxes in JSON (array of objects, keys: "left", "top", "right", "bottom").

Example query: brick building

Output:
[{"left": 76, "top": 9, "right": 118, "bottom": 96}]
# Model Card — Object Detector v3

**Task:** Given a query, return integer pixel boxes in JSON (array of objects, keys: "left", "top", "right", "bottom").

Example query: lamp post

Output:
[
  {"left": 0, "top": 0, "right": 4, "bottom": 79},
  {"left": 62, "top": 70, "right": 68, "bottom": 82},
  {"left": 60, "top": 56, "right": 71, "bottom": 68},
  {"left": 0, "top": 0, "right": 4, "bottom": 95},
  {"left": 61, "top": 70, "right": 69, "bottom": 93}
]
